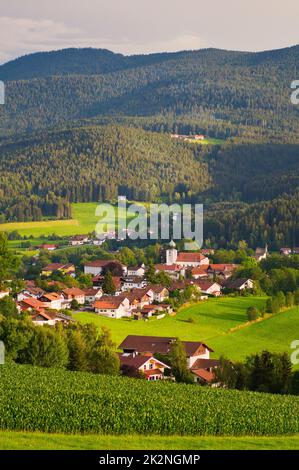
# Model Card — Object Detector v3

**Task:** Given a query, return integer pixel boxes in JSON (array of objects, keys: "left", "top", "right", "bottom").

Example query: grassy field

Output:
[
  {"left": 188, "top": 138, "right": 225, "bottom": 145},
  {"left": 0, "top": 430, "right": 299, "bottom": 450},
  {"left": 0, "top": 202, "right": 135, "bottom": 239},
  {"left": 75, "top": 297, "right": 299, "bottom": 365},
  {"left": 75, "top": 297, "right": 267, "bottom": 348}
]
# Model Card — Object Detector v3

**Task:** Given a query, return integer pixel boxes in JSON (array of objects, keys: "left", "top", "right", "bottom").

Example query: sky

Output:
[{"left": 0, "top": 0, "right": 298, "bottom": 64}]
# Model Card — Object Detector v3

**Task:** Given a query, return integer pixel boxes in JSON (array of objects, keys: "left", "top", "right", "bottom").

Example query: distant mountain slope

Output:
[
  {"left": 1, "top": 46, "right": 299, "bottom": 137},
  {"left": 1, "top": 45, "right": 299, "bottom": 81}
]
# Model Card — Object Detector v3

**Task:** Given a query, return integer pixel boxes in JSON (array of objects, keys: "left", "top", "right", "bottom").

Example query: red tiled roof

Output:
[
  {"left": 155, "top": 264, "right": 182, "bottom": 272},
  {"left": 191, "top": 266, "right": 209, "bottom": 276},
  {"left": 94, "top": 297, "right": 126, "bottom": 309},
  {"left": 192, "top": 368, "right": 214, "bottom": 383},
  {"left": 63, "top": 288, "right": 85, "bottom": 297},
  {"left": 176, "top": 252, "right": 206, "bottom": 263},
  {"left": 208, "top": 264, "right": 237, "bottom": 272},
  {"left": 20, "top": 297, "right": 44, "bottom": 309}
]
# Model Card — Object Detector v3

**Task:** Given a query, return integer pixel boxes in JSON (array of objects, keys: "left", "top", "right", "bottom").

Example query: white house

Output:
[
  {"left": 119, "top": 353, "right": 170, "bottom": 381},
  {"left": 93, "top": 296, "right": 131, "bottom": 318},
  {"left": 195, "top": 281, "right": 222, "bottom": 297},
  {"left": 83, "top": 288, "right": 103, "bottom": 304},
  {"left": 69, "top": 235, "right": 89, "bottom": 246},
  {"left": 127, "top": 265, "right": 146, "bottom": 277},
  {"left": 40, "top": 293, "right": 65, "bottom": 310},
  {"left": 122, "top": 276, "right": 147, "bottom": 291}
]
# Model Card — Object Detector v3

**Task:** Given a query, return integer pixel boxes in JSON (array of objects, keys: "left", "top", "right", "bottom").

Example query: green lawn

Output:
[
  {"left": 75, "top": 297, "right": 299, "bottom": 365},
  {"left": 0, "top": 430, "right": 298, "bottom": 450}
]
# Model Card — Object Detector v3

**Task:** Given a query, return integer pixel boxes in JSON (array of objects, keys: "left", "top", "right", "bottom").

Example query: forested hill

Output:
[
  {"left": 1, "top": 45, "right": 299, "bottom": 81},
  {"left": 0, "top": 125, "right": 210, "bottom": 221},
  {"left": 1, "top": 46, "right": 299, "bottom": 137}
]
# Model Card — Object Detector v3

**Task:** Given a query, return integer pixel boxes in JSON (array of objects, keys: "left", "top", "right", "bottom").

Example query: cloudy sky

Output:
[{"left": 0, "top": 0, "right": 298, "bottom": 64}]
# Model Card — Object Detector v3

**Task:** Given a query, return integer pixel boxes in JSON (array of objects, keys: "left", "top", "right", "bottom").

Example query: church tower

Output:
[{"left": 166, "top": 240, "right": 178, "bottom": 265}]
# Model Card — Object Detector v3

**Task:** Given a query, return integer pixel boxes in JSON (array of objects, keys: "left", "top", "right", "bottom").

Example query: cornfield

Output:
[{"left": 1, "top": 363, "right": 299, "bottom": 436}]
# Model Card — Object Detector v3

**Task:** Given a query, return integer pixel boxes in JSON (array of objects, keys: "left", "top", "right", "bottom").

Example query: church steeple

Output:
[{"left": 166, "top": 240, "right": 177, "bottom": 265}]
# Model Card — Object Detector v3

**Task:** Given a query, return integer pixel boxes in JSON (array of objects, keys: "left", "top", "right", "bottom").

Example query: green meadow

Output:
[
  {"left": 0, "top": 430, "right": 298, "bottom": 450},
  {"left": 75, "top": 297, "right": 299, "bottom": 366},
  {"left": 1, "top": 202, "right": 134, "bottom": 239}
]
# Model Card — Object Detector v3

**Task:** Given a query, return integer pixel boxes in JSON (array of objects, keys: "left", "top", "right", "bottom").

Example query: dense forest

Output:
[{"left": 0, "top": 125, "right": 210, "bottom": 221}]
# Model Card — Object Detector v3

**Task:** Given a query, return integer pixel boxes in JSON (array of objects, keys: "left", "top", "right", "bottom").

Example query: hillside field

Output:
[
  {"left": 1, "top": 202, "right": 132, "bottom": 239},
  {"left": 75, "top": 297, "right": 299, "bottom": 365}
]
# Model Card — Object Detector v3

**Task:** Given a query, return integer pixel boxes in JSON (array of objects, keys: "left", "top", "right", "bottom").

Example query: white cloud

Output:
[{"left": 0, "top": 16, "right": 206, "bottom": 64}]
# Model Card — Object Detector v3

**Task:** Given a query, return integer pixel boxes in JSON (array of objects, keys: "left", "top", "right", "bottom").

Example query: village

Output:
[{"left": 0, "top": 239, "right": 271, "bottom": 385}]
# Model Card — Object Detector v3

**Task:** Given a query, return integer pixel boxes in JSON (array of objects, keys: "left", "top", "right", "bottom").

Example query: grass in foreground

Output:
[{"left": 0, "top": 431, "right": 299, "bottom": 450}]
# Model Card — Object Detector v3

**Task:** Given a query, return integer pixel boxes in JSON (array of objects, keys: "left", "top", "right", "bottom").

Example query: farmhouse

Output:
[
  {"left": 93, "top": 296, "right": 131, "bottom": 318},
  {"left": 118, "top": 353, "right": 170, "bottom": 380},
  {"left": 119, "top": 335, "right": 213, "bottom": 368}
]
